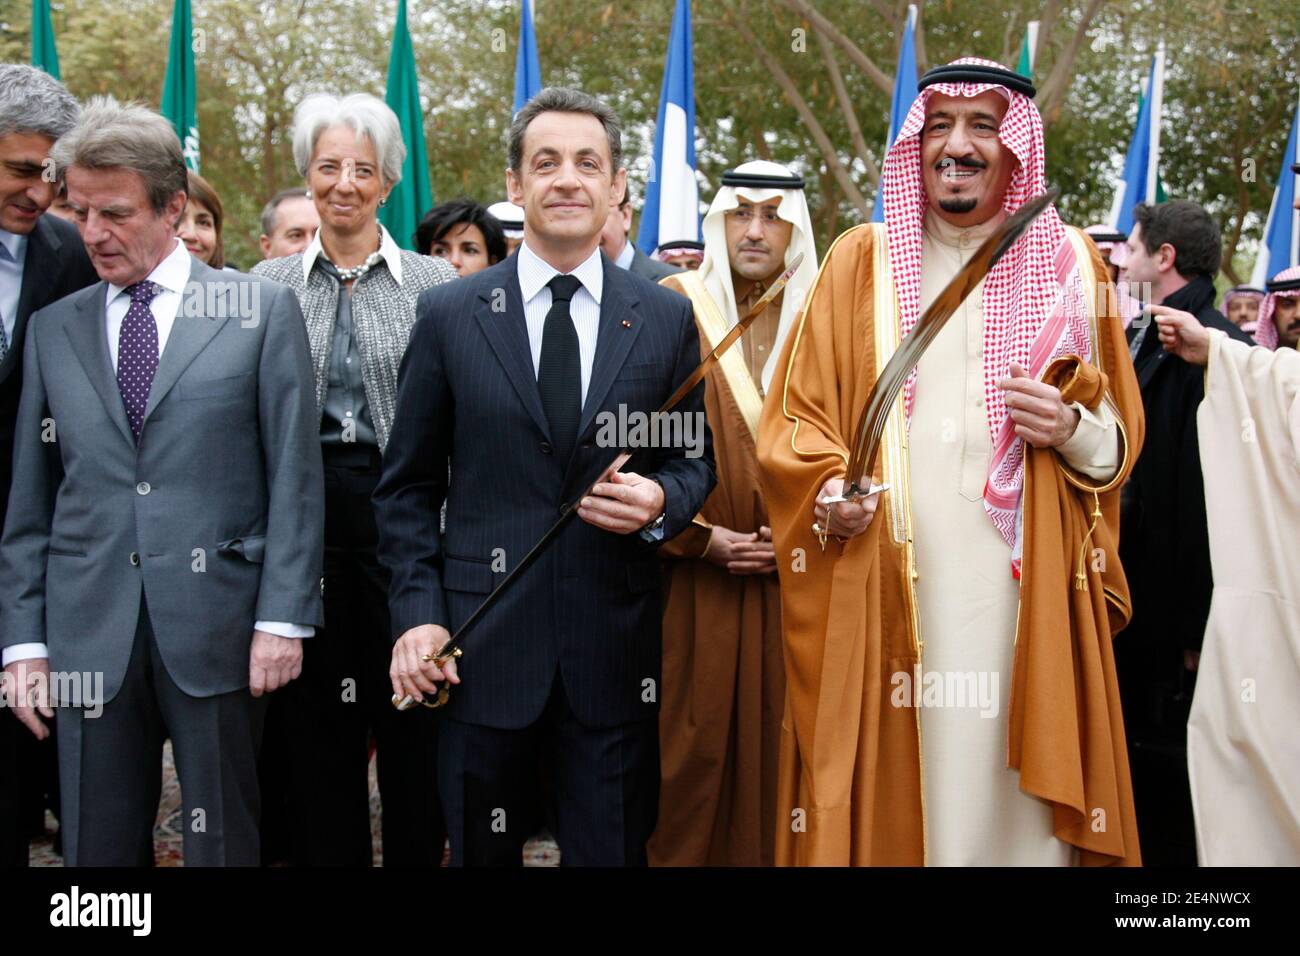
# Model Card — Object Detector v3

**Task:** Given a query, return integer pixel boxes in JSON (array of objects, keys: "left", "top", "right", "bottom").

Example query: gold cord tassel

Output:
[{"left": 1075, "top": 491, "right": 1102, "bottom": 591}]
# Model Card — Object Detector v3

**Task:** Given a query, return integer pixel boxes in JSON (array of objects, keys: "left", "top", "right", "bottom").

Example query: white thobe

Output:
[
  {"left": 909, "top": 211, "right": 1119, "bottom": 866},
  {"left": 1187, "top": 332, "right": 1300, "bottom": 866}
]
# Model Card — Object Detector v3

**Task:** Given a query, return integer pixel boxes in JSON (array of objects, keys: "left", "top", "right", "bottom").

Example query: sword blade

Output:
[
  {"left": 840, "top": 189, "right": 1059, "bottom": 495},
  {"left": 394, "top": 252, "right": 805, "bottom": 709}
]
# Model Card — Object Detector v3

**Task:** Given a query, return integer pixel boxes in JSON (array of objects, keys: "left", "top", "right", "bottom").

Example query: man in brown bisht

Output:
[
  {"left": 756, "top": 59, "right": 1145, "bottom": 866},
  {"left": 650, "top": 161, "right": 818, "bottom": 865}
]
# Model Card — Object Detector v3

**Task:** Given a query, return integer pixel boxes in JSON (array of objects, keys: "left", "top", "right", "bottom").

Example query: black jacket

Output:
[
  {"left": 629, "top": 245, "right": 681, "bottom": 282},
  {"left": 1117, "top": 275, "right": 1251, "bottom": 735},
  {"left": 0, "top": 215, "right": 98, "bottom": 529},
  {"left": 373, "top": 252, "right": 715, "bottom": 730}
]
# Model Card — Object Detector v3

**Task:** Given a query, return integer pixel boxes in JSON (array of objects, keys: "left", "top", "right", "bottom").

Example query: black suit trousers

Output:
[
  {"left": 269, "top": 446, "right": 444, "bottom": 866},
  {"left": 439, "top": 673, "right": 658, "bottom": 866}
]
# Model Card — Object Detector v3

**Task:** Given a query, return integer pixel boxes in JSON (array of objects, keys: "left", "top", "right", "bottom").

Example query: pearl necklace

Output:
[{"left": 327, "top": 229, "right": 384, "bottom": 282}]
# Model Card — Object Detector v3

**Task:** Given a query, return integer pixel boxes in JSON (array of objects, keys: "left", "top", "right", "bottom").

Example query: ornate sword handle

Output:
[
  {"left": 391, "top": 646, "right": 463, "bottom": 711},
  {"left": 812, "top": 482, "right": 890, "bottom": 551}
]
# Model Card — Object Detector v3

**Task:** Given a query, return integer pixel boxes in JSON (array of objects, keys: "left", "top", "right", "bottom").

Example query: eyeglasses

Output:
[{"left": 726, "top": 207, "right": 784, "bottom": 228}]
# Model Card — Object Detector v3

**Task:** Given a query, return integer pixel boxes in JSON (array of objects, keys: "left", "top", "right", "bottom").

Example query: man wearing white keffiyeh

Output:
[{"left": 757, "top": 58, "right": 1146, "bottom": 866}]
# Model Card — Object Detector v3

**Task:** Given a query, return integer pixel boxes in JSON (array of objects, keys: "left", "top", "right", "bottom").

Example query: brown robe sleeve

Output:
[
  {"left": 1010, "top": 233, "right": 1146, "bottom": 866},
  {"left": 758, "top": 226, "right": 925, "bottom": 865}
]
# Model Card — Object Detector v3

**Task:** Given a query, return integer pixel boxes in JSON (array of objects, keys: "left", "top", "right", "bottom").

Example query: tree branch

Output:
[
  {"left": 1036, "top": 0, "right": 1065, "bottom": 64},
  {"left": 733, "top": 17, "right": 871, "bottom": 216},
  {"left": 778, "top": 0, "right": 894, "bottom": 95},
  {"left": 815, "top": 27, "right": 881, "bottom": 186},
  {"left": 1036, "top": 0, "right": 1107, "bottom": 126}
]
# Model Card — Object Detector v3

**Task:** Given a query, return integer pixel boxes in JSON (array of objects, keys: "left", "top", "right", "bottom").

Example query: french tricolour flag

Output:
[
  {"left": 871, "top": 4, "right": 919, "bottom": 223},
  {"left": 513, "top": 0, "right": 541, "bottom": 115},
  {"left": 637, "top": 0, "right": 698, "bottom": 254},
  {"left": 1109, "top": 46, "right": 1165, "bottom": 233},
  {"left": 1251, "top": 90, "right": 1299, "bottom": 287}
]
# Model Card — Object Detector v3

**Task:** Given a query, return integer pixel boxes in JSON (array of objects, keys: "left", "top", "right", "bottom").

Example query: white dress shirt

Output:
[
  {"left": 0, "top": 228, "right": 28, "bottom": 348},
  {"left": 300, "top": 224, "right": 405, "bottom": 286},
  {"left": 613, "top": 236, "right": 635, "bottom": 271},
  {"left": 1, "top": 240, "right": 309, "bottom": 668},
  {"left": 517, "top": 240, "right": 603, "bottom": 405}
]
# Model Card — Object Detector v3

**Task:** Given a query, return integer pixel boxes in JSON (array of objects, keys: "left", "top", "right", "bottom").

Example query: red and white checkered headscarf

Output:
[
  {"left": 1255, "top": 265, "right": 1300, "bottom": 350},
  {"left": 881, "top": 57, "right": 1094, "bottom": 570}
]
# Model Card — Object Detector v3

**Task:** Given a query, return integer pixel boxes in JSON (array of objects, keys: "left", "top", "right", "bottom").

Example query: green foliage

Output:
[{"left": 2, "top": 0, "right": 1296, "bottom": 276}]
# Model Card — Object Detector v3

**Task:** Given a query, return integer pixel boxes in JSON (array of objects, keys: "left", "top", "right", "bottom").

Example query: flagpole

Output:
[
  {"left": 1251, "top": 87, "right": 1300, "bottom": 287},
  {"left": 636, "top": 0, "right": 698, "bottom": 255},
  {"left": 870, "top": 4, "right": 918, "bottom": 223},
  {"left": 1145, "top": 43, "right": 1165, "bottom": 207}
]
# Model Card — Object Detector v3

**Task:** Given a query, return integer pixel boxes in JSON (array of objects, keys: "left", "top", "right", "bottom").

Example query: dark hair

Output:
[
  {"left": 260, "top": 187, "right": 309, "bottom": 238},
  {"left": 507, "top": 87, "right": 623, "bottom": 175},
  {"left": 1132, "top": 200, "right": 1222, "bottom": 280},
  {"left": 414, "top": 198, "right": 507, "bottom": 263},
  {"left": 185, "top": 170, "right": 225, "bottom": 269}
]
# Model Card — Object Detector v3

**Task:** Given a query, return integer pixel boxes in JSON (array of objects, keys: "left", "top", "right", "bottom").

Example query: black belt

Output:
[{"left": 321, "top": 442, "right": 382, "bottom": 469}]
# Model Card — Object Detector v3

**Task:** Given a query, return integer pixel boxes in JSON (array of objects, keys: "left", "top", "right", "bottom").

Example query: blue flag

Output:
[
  {"left": 1251, "top": 93, "right": 1300, "bottom": 287},
  {"left": 1109, "top": 48, "right": 1166, "bottom": 233},
  {"left": 871, "top": 4, "right": 918, "bottom": 223},
  {"left": 513, "top": 0, "right": 541, "bottom": 115},
  {"left": 637, "top": 0, "right": 698, "bottom": 255}
]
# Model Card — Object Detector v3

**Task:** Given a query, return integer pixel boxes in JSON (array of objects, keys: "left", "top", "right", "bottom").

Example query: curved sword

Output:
[
  {"left": 819, "top": 189, "right": 1060, "bottom": 529},
  {"left": 395, "top": 252, "right": 806, "bottom": 710}
]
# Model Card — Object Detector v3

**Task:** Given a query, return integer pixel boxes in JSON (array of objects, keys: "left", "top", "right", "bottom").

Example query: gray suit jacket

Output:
[
  {"left": 0, "top": 257, "right": 324, "bottom": 702},
  {"left": 629, "top": 246, "right": 681, "bottom": 282}
]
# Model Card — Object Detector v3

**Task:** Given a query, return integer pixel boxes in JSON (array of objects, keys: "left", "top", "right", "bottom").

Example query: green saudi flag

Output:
[
  {"left": 1016, "top": 21, "right": 1039, "bottom": 79},
  {"left": 161, "top": 0, "right": 200, "bottom": 171},
  {"left": 379, "top": 0, "right": 433, "bottom": 251},
  {"left": 32, "top": 0, "right": 61, "bottom": 79}
]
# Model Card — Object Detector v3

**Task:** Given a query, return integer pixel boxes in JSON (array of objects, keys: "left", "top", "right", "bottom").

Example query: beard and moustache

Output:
[{"left": 935, "top": 156, "right": 988, "bottom": 214}]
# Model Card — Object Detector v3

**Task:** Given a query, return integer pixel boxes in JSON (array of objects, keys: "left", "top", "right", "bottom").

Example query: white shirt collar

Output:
[
  {"left": 301, "top": 223, "right": 404, "bottom": 285},
  {"left": 106, "top": 238, "right": 193, "bottom": 304},
  {"left": 0, "top": 228, "right": 26, "bottom": 263},
  {"left": 614, "top": 237, "right": 635, "bottom": 270},
  {"left": 518, "top": 241, "right": 604, "bottom": 305}
]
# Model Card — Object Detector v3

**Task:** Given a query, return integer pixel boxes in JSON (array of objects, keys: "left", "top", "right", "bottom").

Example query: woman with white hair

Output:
[{"left": 252, "top": 92, "right": 453, "bottom": 868}]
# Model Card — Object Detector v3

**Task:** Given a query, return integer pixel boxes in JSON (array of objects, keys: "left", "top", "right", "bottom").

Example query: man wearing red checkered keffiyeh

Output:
[
  {"left": 1255, "top": 265, "right": 1300, "bottom": 350},
  {"left": 758, "top": 58, "right": 1145, "bottom": 867}
]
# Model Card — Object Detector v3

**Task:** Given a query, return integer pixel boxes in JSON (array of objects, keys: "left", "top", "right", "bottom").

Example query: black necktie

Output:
[{"left": 538, "top": 274, "right": 583, "bottom": 463}]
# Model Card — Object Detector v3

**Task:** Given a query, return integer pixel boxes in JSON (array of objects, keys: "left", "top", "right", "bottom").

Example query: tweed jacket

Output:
[{"left": 253, "top": 226, "right": 457, "bottom": 449}]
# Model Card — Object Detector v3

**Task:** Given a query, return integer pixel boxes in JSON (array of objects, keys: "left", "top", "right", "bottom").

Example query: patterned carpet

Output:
[{"left": 29, "top": 741, "right": 561, "bottom": 867}]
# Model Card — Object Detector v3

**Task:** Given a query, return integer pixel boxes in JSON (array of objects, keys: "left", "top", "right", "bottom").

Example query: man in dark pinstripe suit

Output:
[{"left": 374, "top": 88, "right": 715, "bottom": 865}]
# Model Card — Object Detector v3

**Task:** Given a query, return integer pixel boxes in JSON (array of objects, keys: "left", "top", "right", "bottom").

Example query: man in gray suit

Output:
[
  {"left": 0, "top": 98, "right": 323, "bottom": 866},
  {"left": 598, "top": 183, "right": 680, "bottom": 282}
]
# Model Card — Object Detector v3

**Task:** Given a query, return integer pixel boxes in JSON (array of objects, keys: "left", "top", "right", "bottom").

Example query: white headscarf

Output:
[
  {"left": 697, "top": 160, "right": 818, "bottom": 391},
  {"left": 487, "top": 200, "right": 525, "bottom": 239}
]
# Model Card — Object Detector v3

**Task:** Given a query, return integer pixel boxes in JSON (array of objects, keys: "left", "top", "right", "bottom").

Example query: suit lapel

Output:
[
  {"left": 3, "top": 217, "right": 59, "bottom": 381},
  {"left": 143, "top": 260, "right": 230, "bottom": 424},
  {"left": 474, "top": 257, "right": 552, "bottom": 441},
  {"left": 577, "top": 257, "right": 642, "bottom": 443},
  {"left": 560, "top": 261, "right": 642, "bottom": 491},
  {"left": 64, "top": 284, "right": 134, "bottom": 446}
]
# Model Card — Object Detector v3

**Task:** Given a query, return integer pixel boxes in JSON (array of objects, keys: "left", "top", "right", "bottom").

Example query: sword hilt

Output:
[
  {"left": 819, "top": 481, "right": 889, "bottom": 506},
  {"left": 391, "top": 646, "right": 463, "bottom": 711}
]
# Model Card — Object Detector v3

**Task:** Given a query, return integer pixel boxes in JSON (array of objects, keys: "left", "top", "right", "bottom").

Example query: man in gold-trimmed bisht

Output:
[
  {"left": 755, "top": 59, "right": 1146, "bottom": 866},
  {"left": 650, "top": 161, "right": 818, "bottom": 865}
]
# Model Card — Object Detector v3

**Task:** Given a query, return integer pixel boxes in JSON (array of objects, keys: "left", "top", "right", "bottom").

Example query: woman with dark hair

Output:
[
  {"left": 177, "top": 170, "right": 226, "bottom": 268},
  {"left": 414, "top": 197, "right": 506, "bottom": 276}
]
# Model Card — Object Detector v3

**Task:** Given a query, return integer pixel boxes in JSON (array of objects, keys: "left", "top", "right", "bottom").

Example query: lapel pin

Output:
[{"left": 621, "top": 319, "right": 631, "bottom": 328}]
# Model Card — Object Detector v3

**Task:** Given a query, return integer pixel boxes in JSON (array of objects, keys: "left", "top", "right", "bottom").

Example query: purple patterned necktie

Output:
[{"left": 117, "top": 280, "right": 161, "bottom": 440}]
